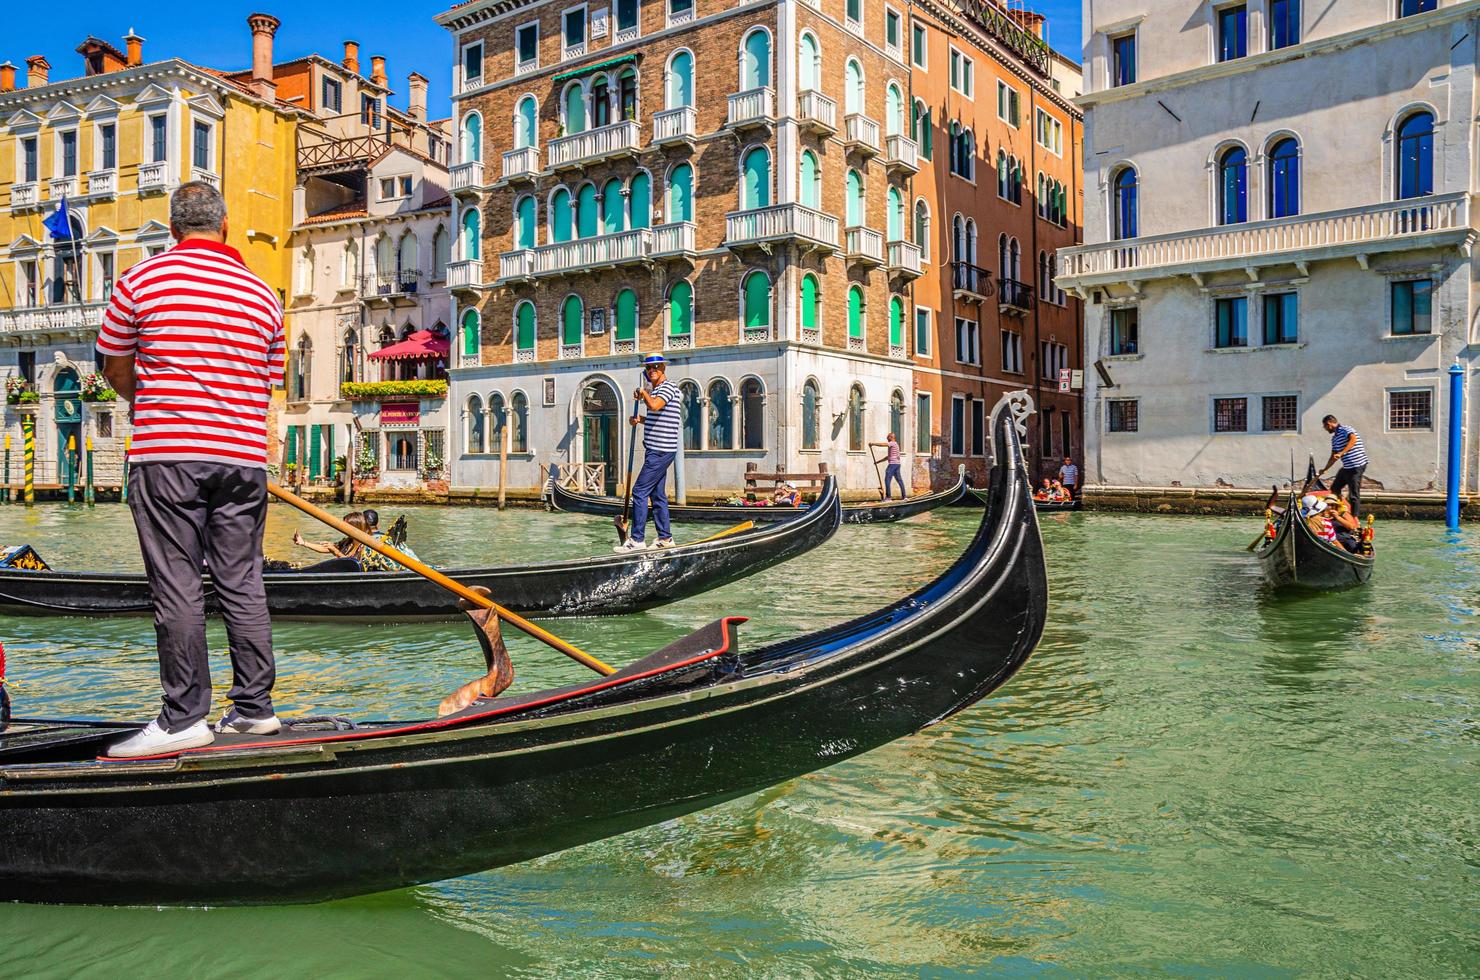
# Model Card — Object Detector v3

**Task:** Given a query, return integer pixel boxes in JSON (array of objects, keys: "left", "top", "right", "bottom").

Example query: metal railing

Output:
[
  {"left": 998, "top": 277, "right": 1034, "bottom": 310},
  {"left": 360, "top": 271, "right": 422, "bottom": 297},
  {"left": 952, "top": 261, "right": 994, "bottom": 298}
]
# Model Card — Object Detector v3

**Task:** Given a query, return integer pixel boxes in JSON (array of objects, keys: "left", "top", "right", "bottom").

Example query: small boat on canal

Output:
[
  {"left": 966, "top": 486, "right": 1079, "bottom": 512},
  {"left": 550, "top": 467, "right": 967, "bottom": 525},
  {"left": 0, "top": 396, "right": 1045, "bottom": 907},
  {"left": 0, "top": 479, "right": 841, "bottom": 620},
  {"left": 1255, "top": 488, "right": 1375, "bottom": 590}
]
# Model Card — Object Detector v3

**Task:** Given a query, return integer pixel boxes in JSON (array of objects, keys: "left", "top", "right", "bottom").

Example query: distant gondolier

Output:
[
  {"left": 617, "top": 354, "right": 683, "bottom": 552},
  {"left": 1320, "top": 415, "right": 1369, "bottom": 518}
]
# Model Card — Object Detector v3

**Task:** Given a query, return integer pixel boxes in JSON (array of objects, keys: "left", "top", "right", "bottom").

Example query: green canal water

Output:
[{"left": 0, "top": 502, "right": 1475, "bottom": 977}]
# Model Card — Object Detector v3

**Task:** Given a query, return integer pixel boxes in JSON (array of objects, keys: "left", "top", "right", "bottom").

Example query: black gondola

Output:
[
  {"left": 0, "top": 395, "right": 1045, "bottom": 907},
  {"left": 967, "top": 487, "right": 1079, "bottom": 512},
  {"left": 0, "top": 480, "right": 841, "bottom": 620},
  {"left": 550, "top": 467, "right": 967, "bottom": 525},
  {"left": 1255, "top": 490, "right": 1374, "bottom": 590}
]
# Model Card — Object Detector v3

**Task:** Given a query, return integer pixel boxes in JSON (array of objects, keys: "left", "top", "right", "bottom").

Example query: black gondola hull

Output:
[
  {"left": 1255, "top": 496, "right": 1374, "bottom": 590},
  {"left": 0, "top": 406, "right": 1044, "bottom": 906},
  {"left": 0, "top": 481, "right": 842, "bottom": 619}
]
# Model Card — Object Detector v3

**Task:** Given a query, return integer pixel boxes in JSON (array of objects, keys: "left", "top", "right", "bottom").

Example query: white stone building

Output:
[{"left": 1058, "top": 0, "right": 1478, "bottom": 495}]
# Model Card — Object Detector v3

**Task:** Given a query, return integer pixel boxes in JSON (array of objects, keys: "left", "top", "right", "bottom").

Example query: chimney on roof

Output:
[
  {"left": 370, "top": 55, "right": 387, "bottom": 87},
  {"left": 0, "top": 63, "right": 15, "bottom": 94},
  {"left": 247, "top": 13, "right": 281, "bottom": 101},
  {"left": 125, "top": 29, "right": 144, "bottom": 68},
  {"left": 25, "top": 56, "right": 50, "bottom": 88},
  {"left": 407, "top": 72, "right": 428, "bottom": 122},
  {"left": 342, "top": 40, "right": 359, "bottom": 74}
]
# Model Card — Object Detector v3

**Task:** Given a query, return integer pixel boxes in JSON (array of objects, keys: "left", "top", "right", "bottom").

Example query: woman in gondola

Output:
[{"left": 292, "top": 512, "right": 400, "bottom": 570}]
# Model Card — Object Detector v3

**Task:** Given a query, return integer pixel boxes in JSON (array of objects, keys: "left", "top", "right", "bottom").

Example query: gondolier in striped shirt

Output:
[
  {"left": 97, "top": 182, "right": 286, "bottom": 758},
  {"left": 1319, "top": 415, "right": 1370, "bottom": 518},
  {"left": 617, "top": 354, "right": 683, "bottom": 552}
]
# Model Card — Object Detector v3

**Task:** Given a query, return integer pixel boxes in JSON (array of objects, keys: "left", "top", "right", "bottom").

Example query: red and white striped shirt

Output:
[{"left": 96, "top": 239, "right": 285, "bottom": 469}]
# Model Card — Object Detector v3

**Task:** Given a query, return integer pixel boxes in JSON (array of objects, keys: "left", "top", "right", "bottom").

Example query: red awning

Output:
[{"left": 369, "top": 330, "right": 450, "bottom": 361}]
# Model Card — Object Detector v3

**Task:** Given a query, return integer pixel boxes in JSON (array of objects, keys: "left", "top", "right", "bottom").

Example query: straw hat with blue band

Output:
[{"left": 642, "top": 354, "right": 667, "bottom": 368}]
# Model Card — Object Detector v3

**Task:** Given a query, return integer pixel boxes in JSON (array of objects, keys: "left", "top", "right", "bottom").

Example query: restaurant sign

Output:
[{"left": 381, "top": 401, "right": 420, "bottom": 428}]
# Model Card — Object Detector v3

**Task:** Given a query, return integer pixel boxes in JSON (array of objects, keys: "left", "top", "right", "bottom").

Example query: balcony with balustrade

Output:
[
  {"left": 194, "top": 170, "right": 221, "bottom": 192},
  {"left": 450, "top": 161, "right": 484, "bottom": 196},
  {"left": 0, "top": 302, "right": 107, "bottom": 337},
  {"left": 952, "top": 262, "right": 992, "bottom": 303},
  {"left": 446, "top": 259, "right": 486, "bottom": 292},
  {"left": 501, "top": 146, "right": 539, "bottom": 183},
  {"left": 725, "top": 204, "right": 839, "bottom": 253},
  {"left": 652, "top": 107, "right": 696, "bottom": 148},
  {"left": 887, "top": 240, "right": 922, "bottom": 280},
  {"left": 498, "top": 249, "right": 535, "bottom": 284},
  {"left": 845, "top": 226, "right": 884, "bottom": 268},
  {"left": 843, "top": 114, "right": 880, "bottom": 157},
  {"left": 547, "top": 120, "right": 640, "bottom": 171},
  {"left": 651, "top": 222, "right": 696, "bottom": 259},
  {"left": 359, "top": 271, "right": 423, "bottom": 304},
  {"left": 884, "top": 135, "right": 918, "bottom": 176},
  {"left": 87, "top": 170, "right": 116, "bottom": 199},
  {"left": 727, "top": 88, "right": 775, "bottom": 130},
  {"left": 797, "top": 91, "right": 837, "bottom": 136},
  {"left": 48, "top": 176, "right": 79, "bottom": 200},
  {"left": 998, "top": 277, "right": 1034, "bottom": 316},
  {"left": 1056, "top": 193, "right": 1475, "bottom": 291},
  {"left": 534, "top": 228, "right": 651, "bottom": 277},
  {"left": 10, "top": 182, "right": 39, "bottom": 212},
  {"left": 139, "top": 162, "right": 168, "bottom": 194}
]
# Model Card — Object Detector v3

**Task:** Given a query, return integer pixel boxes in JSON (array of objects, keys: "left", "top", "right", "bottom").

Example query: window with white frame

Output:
[
  {"left": 563, "top": 5, "right": 589, "bottom": 56},
  {"left": 846, "top": 0, "right": 863, "bottom": 31},
  {"left": 148, "top": 115, "right": 168, "bottom": 163},
  {"left": 96, "top": 122, "right": 116, "bottom": 171},
  {"left": 997, "top": 80, "right": 1020, "bottom": 127},
  {"left": 192, "top": 120, "right": 213, "bottom": 173},
  {"left": 57, "top": 129, "right": 78, "bottom": 178},
  {"left": 19, "top": 136, "right": 38, "bottom": 183},
  {"left": 912, "top": 23, "right": 927, "bottom": 68},
  {"left": 515, "top": 23, "right": 539, "bottom": 71},
  {"left": 949, "top": 47, "right": 973, "bottom": 97},
  {"left": 954, "top": 316, "right": 979, "bottom": 365},
  {"left": 463, "top": 41, "right": 484, "bottom": 87},
  {"left": 361, "top": 95, "right": 382, "bottom": 129},
  {"left": 1388, "top": 388, "right": 1432, "bottom": 430},
  {"left": 884, "top": 7, "right": 903, "bottom": 57},
  {"left": 916, "top": 391, "right": 931, "bottom": 453},
  {"left": 95, "top": 251, "right": 115, "bottom": 301},
  {"left": 1001, "top": 329, "right": 1022, "bottom": 374},
  {"left": 668, "top": 0, "right": 694, "bottom": 23},
  {"left": 1390, "top": 278, "right": 1433, "bottom": 335},
  {"left": 1035, "top": 108, "right": 1062, "bottom": 155},
  {"left": 1040, "top": 341, "right": 1068, "bottom": 381},
  {"left": 914, "top": 306, "right": 931, "bottom": 358}
]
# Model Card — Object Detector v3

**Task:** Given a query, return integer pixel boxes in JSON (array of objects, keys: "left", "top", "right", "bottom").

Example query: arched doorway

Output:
[
  {"left": 53, "top": 367, "right": 82, "bottom": 481},
  {"left": 580, "top": 378, "right": 620, "bottom": 495}
]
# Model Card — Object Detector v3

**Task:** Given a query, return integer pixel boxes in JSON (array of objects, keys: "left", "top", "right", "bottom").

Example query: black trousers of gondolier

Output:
[
  {"left": 1330, "top": 464, "right": 1366, "bottom": 519},
  {"left": 128, "top": 461, "right": 275, "bottom": 732}
]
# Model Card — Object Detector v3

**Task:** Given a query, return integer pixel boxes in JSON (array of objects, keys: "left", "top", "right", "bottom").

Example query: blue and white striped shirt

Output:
[
  {"left": 643, "top": 379, "right": 683, "bottom": 453},
  {"left": 1330, "top": 424, "right": 1369, "bottom": 469}
]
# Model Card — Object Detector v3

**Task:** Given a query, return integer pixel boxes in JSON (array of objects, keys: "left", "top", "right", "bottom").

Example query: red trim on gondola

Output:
[{"left": 99, "top": 617, "right": 748, "bottom": 763}]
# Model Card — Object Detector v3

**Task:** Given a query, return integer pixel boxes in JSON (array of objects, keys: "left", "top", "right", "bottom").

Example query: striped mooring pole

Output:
[
  {"left": 120, "top": 434, "right": 131, "bottom": 503},
  {"left": 65, "top": 436, "right": 76, "bottom": 504},
  {"left": 2, "top": 433, "right": 9, "bottom": 504},
  {"left": 84, "top": 435, "right": 95, "bottom": 506},
  {"left": 21, "top": 415, "right": 34, "bottom": 506}
]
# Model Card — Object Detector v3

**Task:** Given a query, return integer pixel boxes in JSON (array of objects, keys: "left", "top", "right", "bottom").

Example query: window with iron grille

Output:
[
  {"left": 1388, "top": 389, "right": 1432, "bottom": 430},
  {"left": 1108, "top": 400, "right": 1138, "bottom": 432},
  {"left": 1262, "top": 395, "right": 1299, "bottom": 432},
  {"left": 1214, "top": 397, "right": 1247, "bottom": 433}
]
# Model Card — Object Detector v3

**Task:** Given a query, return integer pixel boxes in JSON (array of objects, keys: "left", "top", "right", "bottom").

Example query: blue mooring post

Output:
[{"left": 1447, "top": 360, "right": 1466, "bottom": 530}]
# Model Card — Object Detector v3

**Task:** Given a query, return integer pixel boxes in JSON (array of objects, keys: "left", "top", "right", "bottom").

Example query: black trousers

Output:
[
  {"left": 1330, "top": 465, "right": 1366, "bottom": 519},
  {"left": 129, "top": 462, "right": 275, "bottom": 732}
]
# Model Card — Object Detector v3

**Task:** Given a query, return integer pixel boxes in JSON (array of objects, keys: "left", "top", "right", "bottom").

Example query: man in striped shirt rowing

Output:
[
  {"left": 617, "top": 354, "right": 683, "bottom": 552},
  {"left": 98, "top": 182, "right": 286, "bottom": 758},
  {"left": 1320, "top": 414, "right": 1370, "bottom": 519}
]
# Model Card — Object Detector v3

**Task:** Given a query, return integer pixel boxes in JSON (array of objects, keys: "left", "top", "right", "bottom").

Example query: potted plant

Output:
[
  {"left": 420, "top": 447, "right": 445, "bottom": 482},
  {"left": 5, "top": 377, "right": 29, "bottom": 405},
  {"left": 80, "top": 373, "right": 117, "bottom": 402}
]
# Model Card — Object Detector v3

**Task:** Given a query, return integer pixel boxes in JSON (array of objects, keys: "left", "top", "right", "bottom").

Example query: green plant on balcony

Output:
[
  {"left": 340, "top": 379, "right": 449, "bottom": 399},
  {"left": 80, "top": 373, "right": 118, "bottom": 402},
  {"left": 16, "top": 390, "right": 40, "bottom": 405},
  {"left": 5, "top": 377, "right": 31, "bottom": 405}
]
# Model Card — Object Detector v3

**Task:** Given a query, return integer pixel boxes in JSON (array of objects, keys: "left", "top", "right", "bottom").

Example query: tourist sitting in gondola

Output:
[
  {"left": 772, "top": 482, "right": 801, "bottom": 507},
  {"left": 1298, "top": 494, "right": 1362, "bottom": 554},
  {"left": 294, "top": 510, "right": 417, "bottom": 570}
]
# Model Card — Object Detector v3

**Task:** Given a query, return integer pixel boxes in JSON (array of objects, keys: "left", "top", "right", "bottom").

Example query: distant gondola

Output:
[
  {"left": 966, "top": 486, "right": 1079, "bottom": 512},
  {"left": 0, "top": 395, "right": 1045, "bottom": 907},
  {"left": 0, "top": 480, "right": 842, "bottom": 620},
  {"left": 550, "top": 467, "right": 966, "bottom": 525},
  {"left": 1255, "top": 490, "right": 1374, "bottom": 590}
]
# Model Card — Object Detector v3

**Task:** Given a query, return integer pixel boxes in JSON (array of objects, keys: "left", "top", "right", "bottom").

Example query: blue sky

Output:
[{"left": 8, "top": 0, "right": 1082, "bottom": 120}]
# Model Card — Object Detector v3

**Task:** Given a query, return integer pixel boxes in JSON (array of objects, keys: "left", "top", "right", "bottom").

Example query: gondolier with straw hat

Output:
[
  {"left": 616, "top": 353, "right": 684, "bottom": 552},
  {"left": 96, "top": 181, "right": 286, "bottom": 758}
]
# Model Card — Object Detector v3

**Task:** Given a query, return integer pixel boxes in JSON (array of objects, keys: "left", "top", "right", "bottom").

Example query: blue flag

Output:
[{"left": 43, "top": 197, "right": 73, "bottom": 241}]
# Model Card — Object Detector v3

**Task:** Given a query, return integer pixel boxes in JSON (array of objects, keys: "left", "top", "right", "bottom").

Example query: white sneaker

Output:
[
  {"left": 613, "top": 538, "right": 649, "bottom": 553},
  {"left": 654, "top": 537, "right": 677, "bottom": 548},
  {"left": 108, "top": 719, "right": 214, "bottom": 758},
  {"left": 214, "top": 708, "right": 282, "bottom": 735}
]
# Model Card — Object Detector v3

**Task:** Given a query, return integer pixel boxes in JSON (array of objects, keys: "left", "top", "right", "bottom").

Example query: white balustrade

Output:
[
  {"left": 87, "top": 170, "right": 116, "bottom": 197},
  {"left": 884, "top": 134, "right": 919, "bottom": 174},
  {"left": 502, "top": 146, "right": 540, "bottom": 181},
  {"left": 742, "top": 326, "right": 771, "bottom": 344},
  {"left": 515, "top": 58, "right": 539, "bottom": 77},
  {"left": 727, "top": 87, "right": 775, "bottom": 128},
  {"left": 0, "top": 303, "right": 107, "bottom": 335},
  {"left": 139, "top": 162, "right": 168, "bottom": 192},
  {"left": 844, "top": 113, "right": 880, "bottom": 154},
  {"left": 887, "top": 239, "right": 923, "bottom": 277},
  {"left": 560, "top": 341, "right": 584, "bottom": 359},
  {"left": 725, "top": 204, "right": 840, "bottom": 250},
  {"left": 652, "top": 106, "right": 696, "bottom": 145},
  {"left": 563, "top": 40, "right": 587, "bottom": 61},
  {"left": 10, "top": 182, "right": 39, "bottom": 209},
  {"left": 614, "top": 23, "right": 640, "bottom": 44},
  {"left": 652, "top": 221, "right": 695, "bottom": 256},
  {"left": 194, "top": 170, "right": 221, "bottom": 191},
  {"left": 535, "top": 228, "right": 651, "bottom": 276},
  {"left": 547, "top": 120, "right": 640, "bottom": 169},
  {"left": 462, "top": 74, "right": 484, "bottom": 92},
  {"left": 48, "top": 176, "right": 78, "bottom": 199},
  {"left": 450, "top": 160, "right": 484, "bottom": 192},
  {"left": 514, "top": 347, "right": 537, "bottom": 363},
  {"left": 446, "top": 259, "right": 485, "bottom": 289},
  {"left": 665, "top": 332, "right": 693, "bottom": 350},
  {"left": 611, "top": 336, "right": 637, "bottom": 355},
  {"left": 845, "top": 226, "right": 884, "bottom": 265},
  {"left": 499, "top": 250, "right": 536, "bottom": 282},
  {"left": 667, "top": 5, "right": 693, "bottom": 25},
  {"left": 797, "top": 90, "right": 837, "bottom": 133}
]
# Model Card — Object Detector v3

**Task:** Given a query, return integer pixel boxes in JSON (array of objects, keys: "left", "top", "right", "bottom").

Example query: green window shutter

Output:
[
  {"left": 602, "top": 179, "right": 624, "bottom": 234},
  {"left": 565, "top": 86, "right": 585, "bottom": 133},
  {"left": 309, "top": 424, "right": 322, "bottom": 481},
  {"left": 552, "top": 189, "right": 573, "bottom": 243},
  {"left": 462, "top": 310, "right": 480, "bottom": 356},
  {"left": 629, "top": 171, "right": 651, "bottom": 229},
  {"left": 889, "top": 298, "right": 903, "bottom": 346},
  {"left": 801, "top": 275, "right": 818, "bottom": 331},
  {"left": 461, "top": 209, "right": 480, "bottom": 261},
  {"left": 800, "top": 153, "right": 818, "bottom": 209},
  {"left": 562, "top": 296, "right": 583, "bottom": 345},
  {"left": 669, "top": 281, "right": 692, "bottom": 336},
  {"left": 516, "top": 196, "right": 535, "bottom": 249},
  {"left": 286, "top": 425, "right": 300, "bottom": 466},
  {"left": 743, "top": 273, "right": 769, "bottom": 329},
  {"left": 576, "top": 183, "right": 598, "bottom": 238},
  {"left": 848, "top": 287, "right": 863, "bottom": 338},
  {"left": 669, "top": 165, "right": 692, "bottom": 221},
  {"left": 516, "top": 302, "right": 536, "bottom": 350},
  {"left": 846, "top": 170, "right": 862, "bottom": 226},
  {"left": 615, "top": 289, "right": 637, "bottom": 341},
  {"left": 887, "top": 187, "right": 903, "bottom": 240}
]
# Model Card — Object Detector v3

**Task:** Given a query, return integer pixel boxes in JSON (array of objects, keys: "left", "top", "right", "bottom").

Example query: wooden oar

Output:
[
  {"left": 615, "top": 395, "right": 642, "bottom": 545},
  {"left": 268, "top": 482, "right": 616, "bottom": 677},
  {"left": 870, "top": 451, "right": 888, "bottom": 501},
  {"left": 682, "top": 520, "right": 755, "bottom": 547}
]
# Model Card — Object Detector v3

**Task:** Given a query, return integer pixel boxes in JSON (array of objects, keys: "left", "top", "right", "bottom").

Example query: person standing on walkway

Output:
[
  {"left": 617, "top": 354, "right": 683, "bottom": 552},
  {"left": 870, "top": 432, "right": 906, "bottom": 500},
  {"left": 98, "top": 181, "right": 286, "bottom": 757},
  {"left": 1058, "top": 456, "right": 1080, "bottom": 500},
  {"left": 1319, "top": 415, "right": 1369, "bottom": 518}
]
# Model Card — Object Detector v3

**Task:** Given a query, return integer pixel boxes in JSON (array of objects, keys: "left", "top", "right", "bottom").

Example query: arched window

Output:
[
  {"left": 432, "top": 225, "right": 450, "bottom": 279},
  {"left": 669, "top": 280, "right": 693, "bottom": 338},
  {"left": 561, "top": 295, "right": 584, "bottom": 347},
  {"left": 1113, "top": 167, "right": 1138, "bottom": 239},
  {"left": 740, "top": 378, "right": 764, "bottom": 450},
  {"left": 887, "top": 186, "right": 904, "bottom": 241},
  {"left": 340, "top": 329, "right": 359, "bottom": 383},
  {"left": 965, "top": 219, "right": 977, "bottom": 263},
  {"left": 617, "top": 67, "right": 638, "bottom": 121},
  {"left": 741, "top": 29, "right": 771, "bottom": 90},
  {"left": 667, "top": 163, "right": 693, "bottom": 222},
  {"left": 601, "top": 178, "right": 625, "bottom": 234},
  {"left": 1267, "top": 137, "right": 1300, "bottom": 218},
  {"left": 396, "top": 232, "right": 417, "bottom": 281},
  {"left": 460, "top": 112, "right": 482, "bottom": 163},
  {"left": 708, "top": 379, "right": 734, "bottom": 449},
  {"left": 913, "top": 101, "right": 932, "bottom": 160},
  {"left": 511, "top": 391, "right": 529, "bottom": 452},
  {"left": 461, "top": 307, "right": 480, "bottom": 359},
  {"left": 997, "top": 149, "right": 1009, "bottom": 198},
  {"left": 460, "top": 208, "right": 480, "bottom": 261},
  {"left": 890, "top": 389, "right": 905, "bottom": 441},
  {"left": 1217, "top": 146, "right": 1247, "bottom": 225},
  {"left": 576, "top": 182, "right": 598, "bottom": 238},
  {"left": 847, "top": 285, "right": 864, "bottom": 344},
  {"left": 847, "top": 384, "right": 865, "bottom": 452},
  {"left": 889, "top": 296, "right": 904, "bottom": 351},
  {"left": 550, "top": 186, "right": 573, "bottom": 243},
  {"left": 799, "top": 33, "right": 820, "bottom": 91},
  {"left": 1038, "top": 250, "right": 1050, "bottom": 294},
  {"left": 914, "top": 199, "right": 930, "bottom": 260},
  {"left": 614, "top": 287, "right": 638, "bottom": 345},
  {"left": 466, "top": 393, "right": 486, "bottom": 454},
  {"left": 846, "top": 168, "right": 864, "bottom": 226},
  {"left": 681, "top": 380, "right": 703, "bottom": 450},
  {"left": 489, "top": 392, "right": 507, "bottom": 448},
  {"left": 515, "top": 195, "right": 536, "bottom": 249},
  {"left": 998, "top": 233, "right": 1010, "bottom": 279},
  {"left": 591, "top": 74, "right": 611, "bottom": 129},
  {"left": 1007, "top": 151, "right": 1018, "bottom": 202},
  {"left": 845, "top": 59, "right": 864, "bottom": 116},
  {"left": 287, "top": 335, "right": 311, "bottom": 400},
  {"left": 563, "top": 82, "right": 586, "bottom": 134},
  {"left": 800, "top": 151, "right": 820, "bottom": 209},
  {"left": 1009, "top": 237, "right": 1021, "bottom": 280},
  {"left": 885, "top": 82, "right": 903, "bottom": 137},
  {"left": 1396, "top": 110, "right": 1434, "bottom": 200},
  {"left": 741, "top": 147, "right": 770, "bottom": 210},
  {"left": 953, "top": 214, "right": 965, "bottom": 261},
  {"left": 629, "top": 170, "right": 651, "bottom": 229},
  {"left": 340, "top": 241, "right": 358, "bottom": 290},
  {"left": 800, "top": 273, "right": 820, "bottom": 340},
  {"left": 742, "top": 270, "right": 770, "bottom": 338},
  {"left": 514, "top": 300, "right": 536, "bottom": 354},
  {"left": 801, "top": 378, "right": 820, "bottom": 450},
  {"left": 514, "top": 96, "right": 537, "bottom": 149},
  {"left": 295, "top": 246, "right": 314, "bottom": 297},
  {"left": 667, "top": 50, "right": 693, "bottom": 108},
  {"left": 375, "top": 233, "right": 392, "bottom": 276}
]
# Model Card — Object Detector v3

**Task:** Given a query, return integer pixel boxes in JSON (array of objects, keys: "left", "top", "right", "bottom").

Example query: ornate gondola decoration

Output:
[
  {"left": 1255, "top": 491, "right": 1375, "bottom": 590},
  {"left": 0, "top": 394, "right": 1046, "bottom": 907},
  {"left": 0, "top": 480, "right": 841, "bottom": 620}
]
